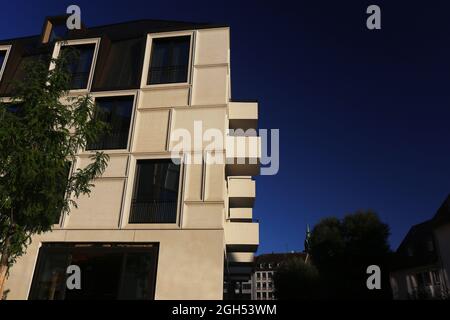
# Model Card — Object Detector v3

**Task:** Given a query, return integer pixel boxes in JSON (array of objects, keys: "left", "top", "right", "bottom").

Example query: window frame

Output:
[
  {"left": 81, "top": 91, "right": 138, "bottom": 154},
  {"left": 0, "top": 44, "right": 12, "bottom": 82},
  {"left": 121, "top": 155, "right": 184, "bottom": 229},
  {"left": 51, "top": 38, "right": 101, "bottom": 93},
  {"left": 140, "top": 31, "right": 194, "bottom": 89}
]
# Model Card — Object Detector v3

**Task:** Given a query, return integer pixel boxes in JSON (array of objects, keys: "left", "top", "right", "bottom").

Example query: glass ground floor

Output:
[{"left": 28, "top": 243, "right": 159, "bottom": 300}]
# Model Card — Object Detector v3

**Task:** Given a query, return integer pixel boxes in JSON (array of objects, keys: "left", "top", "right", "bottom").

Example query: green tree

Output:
[
  {"left": 309, "top": 211, "right": 392, "bottom": 299},
  {"left": 273, "top": 257, "right": 323, "bottom": 300},
  {"left": 0, "top": 51, "right": 109, "bottom": 297}
]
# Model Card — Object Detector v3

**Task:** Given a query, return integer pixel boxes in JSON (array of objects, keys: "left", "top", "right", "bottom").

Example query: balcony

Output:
[
  {"left": 229, "top": 208, "right": 253, "bottom": 220},
  {"left": 226, "top": 136, "right": 260, "bottom": 176},
  {"left": 227, "top": 177, "right": 255, "bottom": 208},
  {"left": 225, "top": 221, "right": 259, "bottom": 252},
  {"left": 128, "top": 200, "right": 178, "bottom": 224},
  {"left": 227, "top": 252, "right": 255, "bottom": 264},
  {"left": 228, "top": 102, "right": 258, "bottom": 131}
]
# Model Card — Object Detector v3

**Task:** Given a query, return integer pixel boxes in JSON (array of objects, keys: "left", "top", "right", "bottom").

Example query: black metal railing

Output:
[
  {"left": 69, "top": 72, "right": 90, "bottom": 89},
  {"left": 128, "top": 200, "right": 178, "bottom": 224},
  {"left": 87, "top": 132, "right": 129, "bottom": 150},
  {"left": 148, "top": 65, "right": 188, "bottom": 84}
]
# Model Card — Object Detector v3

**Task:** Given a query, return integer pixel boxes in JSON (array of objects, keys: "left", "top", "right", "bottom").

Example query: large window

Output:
[
  {"left": 147, "top": 36, "right": 191, "bottom": 85},
  {"left": 29, "top": 243, "right": 159, "bottom": 300},
  {"left": 60, "top": 43, "right": 95, "bottom": 90},
  {"left": 87, "top": 96, "right": 134, "bottom": 150},
  {"left": 129, "top": 159, "right": 180, "bottom": 224}
]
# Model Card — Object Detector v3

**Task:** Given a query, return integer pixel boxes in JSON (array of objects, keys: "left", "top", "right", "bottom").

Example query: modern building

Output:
[
  {"left": 1, "top": 16, "right": 260, "bottom": 300},
  {"left": 390, "top": 195, "right": 450, "bottom": 300}
]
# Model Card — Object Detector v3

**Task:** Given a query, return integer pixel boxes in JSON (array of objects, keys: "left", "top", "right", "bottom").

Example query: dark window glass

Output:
[
  {"left": 95, "top": 38, "right": 143, "bottom": 89},
  {"left": 129, "top": 159, "right": 180, "bottom": 224},
  {"left": 29, "top": 244, "right": 158, "bottom": 300},
  {"left": 147, "top": 36, "right": 190, "bottom": 85},
  {"left": 60, "top": 44, "right": 95, "bottom": 90},
  {"left": 87, "top": 96, "right": 133, "bottom": 150}
]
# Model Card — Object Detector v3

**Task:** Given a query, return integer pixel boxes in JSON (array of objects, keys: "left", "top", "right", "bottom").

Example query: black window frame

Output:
[
  {"left": 59, "top": 41, "right": 97, "bottom": 90},
  {"left": 86, "top": 95, "right": 135, "bottom": 151},
  {"left": 147, "top": 35, "right": 191, "bottom": 85},
  {"left": 129, "top": 159, "right": 181, "bottom": 224}
]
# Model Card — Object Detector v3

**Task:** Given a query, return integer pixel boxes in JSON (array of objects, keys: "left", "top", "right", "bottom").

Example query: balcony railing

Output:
[
  {"left": 87, "top": 132, "right": 129, "bottom": 150},
  {"left": 69, "top": 71, "right": 90, "bottom": 90},
  {"left": 148, "top": 65, "right": 188, "bottom": 84},
  {"left": 128, "top": 200, "right": 178, "bottom": 224}
]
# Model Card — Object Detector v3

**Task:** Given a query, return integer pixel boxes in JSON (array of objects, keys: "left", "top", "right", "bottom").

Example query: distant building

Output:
[
  {"left": 230, "top": 252, "right": 305, "bottom": 300},
  {"left": 390, "top": 195, "right": 450, "bottom": 299}
]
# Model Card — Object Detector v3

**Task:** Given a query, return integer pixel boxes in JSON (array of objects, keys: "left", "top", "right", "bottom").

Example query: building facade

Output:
[
  {"left": 1, "top": 17, "right": 260, "bottom": 300},
  {"left": 390, "top": 195, "right": 450, "bottom": 300}
]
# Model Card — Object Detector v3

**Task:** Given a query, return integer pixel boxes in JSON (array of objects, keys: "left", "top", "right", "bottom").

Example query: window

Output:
[
  {"left": 262, "top": 282, "right": 266, "bottom": 289},
  {"left": 29, "top": 243, "right": 158, "bottom": 300},
  {"left": 262, "top": 272, "right": 266, "bottom": 279},
  {"left": 256, "top": 272, "right": 261, "bottom": 279},
  {"left": 129, "top": 159, "right": 181, "bottom": 224},
  {"left": 147, "top": 36, "right": 190, "bottom": 85},
  {"left": 257, "top": 282, "right": 261, "bottom": 289},
  {"left": 60, "top": 43, "right": 96, "bottom": 90},
  {"left": 431, "top": 270, "right": 441, "bottom": 285},
  {"left": 256, "top": 292, "right": 261, "bottom": 299},
  {"left": 0, "top": 46, "right": 11, "bottom": 81},
  {"left": 242, "top": 283, "right": 251, "bottom": 290},
  {"left": 87, "top": 96, "right": 134, "bottom": 150}
]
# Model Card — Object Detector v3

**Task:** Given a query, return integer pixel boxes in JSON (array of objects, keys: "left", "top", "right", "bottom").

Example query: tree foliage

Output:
[
  {"left": 273, "top": 257, "right": 322, "bottom": 300},
  {"left": 309, "top": 211, "right": 392, "bottom": 299},
  {"left": 0, "top": 48, "right": 109, "bottom": 294}
]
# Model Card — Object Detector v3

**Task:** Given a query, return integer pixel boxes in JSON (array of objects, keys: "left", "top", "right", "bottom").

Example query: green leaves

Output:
[{"left": 0, "top": 49, "right": 109, "bottom": 267}]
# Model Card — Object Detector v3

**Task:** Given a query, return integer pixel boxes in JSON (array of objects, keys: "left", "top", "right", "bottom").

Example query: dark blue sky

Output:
[{"left": 2, "top": 0, "right": 450, "bottom": 254}]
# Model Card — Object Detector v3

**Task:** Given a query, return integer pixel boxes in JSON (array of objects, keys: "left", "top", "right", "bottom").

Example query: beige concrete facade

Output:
[{"left": 4, "top": 25, "right": 259, "bottom": 300}]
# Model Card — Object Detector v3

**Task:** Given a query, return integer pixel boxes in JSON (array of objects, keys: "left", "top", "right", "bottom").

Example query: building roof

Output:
[
  {"left": 0, "top": 18, "right": 227, "bottom": 44},
  {"left": 255, "top": 252, "right": 306, "bottom": 269},
  {"left": 0, "top": 17, "right": 227, "bottom": 96},
  {"left": 392, "top": 194, "right": 450, "bottom": 271},
  {"left": 432, "top": 194, "right": 450, "bottom": 228}
]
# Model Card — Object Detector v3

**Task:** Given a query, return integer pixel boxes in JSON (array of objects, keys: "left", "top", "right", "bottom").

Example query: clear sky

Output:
[{"left": 2, "top": 0, "right": 450, "bottom": 254}]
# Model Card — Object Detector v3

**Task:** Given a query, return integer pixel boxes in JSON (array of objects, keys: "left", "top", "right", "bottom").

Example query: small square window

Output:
[{"left": 147, "top": 36, "right": 190, "bottom": 85}]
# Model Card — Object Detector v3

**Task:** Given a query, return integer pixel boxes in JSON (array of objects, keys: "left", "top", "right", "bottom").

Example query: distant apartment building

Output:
[
  {"left": 1, "top": 16, "right": 260, "bottom": 300},
  {"left": 390, "top": 195, "right": 450, "bottom": 299},
  {"left": 226, "top": 252, "right": 305, "bottom": 300}
]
